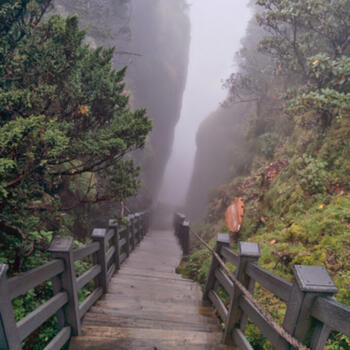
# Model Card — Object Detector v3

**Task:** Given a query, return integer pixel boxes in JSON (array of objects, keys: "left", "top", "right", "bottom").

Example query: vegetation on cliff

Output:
[{"left": 182, "top": 1, "right": 350, "bottom": 348}]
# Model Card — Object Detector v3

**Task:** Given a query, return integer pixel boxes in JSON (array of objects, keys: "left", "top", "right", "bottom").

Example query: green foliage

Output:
[
  {"left": 183, "top": 2, "right": 350, "bottom": 349},
  {"left": 287, "top": 55, "right": 350, "bottom": 127},
  {"left": 257, "top": 132, "right": 280, "bottom": 159},
  {"left": 11, "top": 280, "right": 59, "bottom": 349},
  {"left": 292, "top": 155, "right": 329, "bottom": 194},
  {"left": 254, "top": 194, "right": 350, "bottom": 302},
  {"left": 177, "top": 248, "right": 212, "bottom": 288},
  {"left": 256, "top": 0, "right": 350, "bottom": 74},
  {"left": 319, "top": 117, "right": 350, "bottom": 188},
  {"left": 0, "top": 2, "right": 151, "bottom": 348},
  {"left": 327, "top": 333, "right": 350, "bottom": 350},
  {"left": 255, "top": 0, "right": 350, "bottom": 127},
  {"left": 0, "top": 2, "right": 151, "bottom": 276}
]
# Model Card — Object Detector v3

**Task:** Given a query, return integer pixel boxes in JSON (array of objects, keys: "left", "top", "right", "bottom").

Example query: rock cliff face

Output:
[
  {"left": 186, "top": 103, "right": 248, "bottom": 221},
  {"left": 53, "top": 0, "right": 190, "bottom": 205},
  {"left": 127, "top": 0, "right": 190, "bottom": 203}
]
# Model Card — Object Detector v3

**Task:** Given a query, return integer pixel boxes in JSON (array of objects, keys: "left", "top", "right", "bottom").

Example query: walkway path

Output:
[{"left": 69, "top": 229, "right": 233, "bottom": 349}]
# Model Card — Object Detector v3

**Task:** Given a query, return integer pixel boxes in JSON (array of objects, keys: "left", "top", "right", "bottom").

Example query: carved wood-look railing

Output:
[
  {"left": 0, "top": 211, "right": 150, "bottom": 350},
  {"left": 174, "top": 213, "right": 350, "bottom": 350}
]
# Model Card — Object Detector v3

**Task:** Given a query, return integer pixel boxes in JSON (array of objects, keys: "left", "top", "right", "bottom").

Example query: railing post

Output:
[
  {"left": 143, "top": 212, "right": 147, "bottom": 235},
  {"left": 138, "top": 213, "right": 143, "bottom": 241},
  {"left": 224, "top": 241, "right": 260, "bottom": 345},
  {"left": 144, "top": 212, "right": 148, "bottom": 234},
  {"left": 147, "top": 210, "right": 152, "bottom": 232},
  {"left": 143, "top": 212, "right": 148, "bottom": 237},
  {"left": 127, "top": 215, "right": 135, "bottom": 251},
  {"left": 48, "top": 237, "right": 81, "bottom": 336},
  {"left": 134, "top": 213, "right": 141, "bottom": 243},
  {"left": 139, "top": 212, "right": 145, "bottom": 239},
  {"left": 173, "top": 213, "right": 178, "bottom": 235},
  {"left": 91, "top": 229, "right": 108, "bottom": 294},
  {"left": 51, "top": 274, "right": 66, "bottom": 330},
  {"left": 178, "top": 222, "right": 182, "bottom": 247},
  {"left": 125, "top": 224, "right": 130, "bottom": 257},
  {"left": 109, "top": 220, "right": 120, "bottom": 271},
  {"left": 179, "top": 214, "right": 185, "bottom": 234},
  {"left": 182, "top": 221, "right": 190, "bottom": 255},
  {"left": 0, "top": 265, "right": 22, "bottom": 350},
  {"left": 310, "top": 323, "right": 332, "bottom": 350},
  {"left": 137, "top": 213, "right": 143, "bottom": 243},
  {"left": 203, "top": 233, "right": 230, "bottom": 305},
  {"left": 281, "top": 265, "right": 338, "bottom": 348},
  {"left": 174, "top": 213, "right": 185, "bottom": 238}
]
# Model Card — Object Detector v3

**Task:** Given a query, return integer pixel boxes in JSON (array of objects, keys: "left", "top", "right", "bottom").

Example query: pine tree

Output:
[{"left": 0, "top": 1, "right": 152, "bottom": 273}]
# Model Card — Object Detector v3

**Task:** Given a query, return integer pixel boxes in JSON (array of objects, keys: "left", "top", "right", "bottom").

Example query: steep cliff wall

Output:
[
  {"left": 186, "top": 104, "right": 248, "bottom": 221},
  {"left": 128, "top": 0, "right": 190, "bottom": 202},
  {"left": 53, "top": 0, "right": 190, "bottom": 206}
]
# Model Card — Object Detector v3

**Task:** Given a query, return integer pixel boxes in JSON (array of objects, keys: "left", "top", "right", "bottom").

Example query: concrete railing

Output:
[
  {"left": 174, "top": 213, "right": 350, "bottom": 350},
  {"left": 173, "top": 212, "right": 190, "bottom": 255},
  {"left": 0, "top": 211, "right": 150, "bottom": 350}
]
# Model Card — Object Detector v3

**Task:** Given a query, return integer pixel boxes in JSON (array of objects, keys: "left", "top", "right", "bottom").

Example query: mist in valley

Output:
[{"left": 158, "top": 0, "right": 251, "bottom": 215}]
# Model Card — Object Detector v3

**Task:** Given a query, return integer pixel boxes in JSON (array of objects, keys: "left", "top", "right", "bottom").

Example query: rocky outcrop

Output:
[
  {"left": 186, "top": 103, "right": 248, "bottom": 221},
  {"left": 127, "top": 0, "right": 190, "bottom": 203}
]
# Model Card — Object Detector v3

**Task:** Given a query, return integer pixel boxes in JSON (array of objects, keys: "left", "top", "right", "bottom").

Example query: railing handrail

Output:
[
  {"left": 311, "top": 296, "right": 350, "bottom": 337},
  {"left": 8, "top": 260, "right": 65, "bottom": 300},
  {"left": 0, "top": 211, "right": 151, "bottom": 350},
  {"left": 174, "top": 212, "right": 350, "bottom": 350},
  {"left": 73, "top": 242, "right": 100, "bottom": 262}
]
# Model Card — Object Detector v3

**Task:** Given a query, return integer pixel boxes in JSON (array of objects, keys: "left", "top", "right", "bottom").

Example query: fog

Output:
[{"left": 158, "top": 0, "right": 251, "bottom": 207}]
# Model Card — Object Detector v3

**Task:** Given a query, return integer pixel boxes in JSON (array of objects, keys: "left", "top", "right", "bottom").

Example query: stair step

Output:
[
  {"left": 70, "top": 336, "right": 235, "bottom": 350},
  {"left": 69, "top": 230, "right": 232, "bottom": 350},
  {"left": 83, "top": 311, "right": 219, "bottom": 332},
  {"left": 88, "top": 306, "right": 218, "bottom": 325},
  {"left": 75, "top": 325, "right": 222, "bottom": 345}
]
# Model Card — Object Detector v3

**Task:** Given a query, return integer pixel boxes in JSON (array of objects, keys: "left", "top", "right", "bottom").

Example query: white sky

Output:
[{"left": 158, "top": 0, "right": 251, "bottom": 205}]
